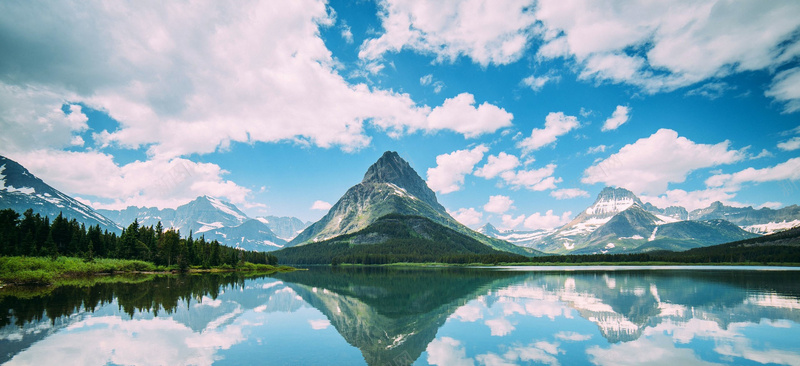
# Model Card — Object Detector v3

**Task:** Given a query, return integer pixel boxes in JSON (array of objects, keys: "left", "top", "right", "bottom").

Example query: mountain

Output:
[
  {"left": 275, "top": 214, "right": 530, "bottom": 264},
  {"left": 0, "top": 155, "right": 120, "bottom": 232},
  {"left": 289, "top": 151, "right": 538, "bottom": 256},
  {"left": 480, "top": 187, "right": 761, "bottom": 255},
  {"left": 689, "top": 201, "right": 800, "bottom": 234},
  {"left": 477, "top": 223, "right": 554, "bottom": 248},
  {"left": 99, "top": 196, "right": 293, "bottom": 252},
  {"left": 255, "top": 216, "right": 311, "bottom": 241}
]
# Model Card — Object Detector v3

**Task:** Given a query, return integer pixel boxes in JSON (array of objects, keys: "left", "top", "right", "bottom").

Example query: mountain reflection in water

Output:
[{"left": 1, "top": 267, "right": 799, "bottom": 365}]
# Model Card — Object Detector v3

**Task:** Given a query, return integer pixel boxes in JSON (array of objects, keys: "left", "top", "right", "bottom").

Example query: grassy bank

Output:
[{"left": 0, "top": 256, "right": 297, "bottom": 286}]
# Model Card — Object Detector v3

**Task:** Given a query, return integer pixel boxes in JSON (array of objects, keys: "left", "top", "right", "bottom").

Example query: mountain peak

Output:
[
  {"left": 361, "top": 151, "right": 443, "bottom": 211},
  {"left": 585, "top": 187, "right": 643, "bottom": 216}
]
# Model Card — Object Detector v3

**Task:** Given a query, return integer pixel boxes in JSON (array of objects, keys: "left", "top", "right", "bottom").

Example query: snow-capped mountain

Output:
[
  {"left": 98, "top": 196, "right": 310, "bottom": 252},
  {"left": 0, "top": 155, "right": 121, "bottom": 233},
  {"left": 477, "top": 223, "right": 554, "bottom": 248},
  {"left": 255, "top": 216, "right": 311, "bottom": 241},
  {"left": 289, "top": 151, "right": 537, "bottom": 256},
  {"left": 480, "top": 187, "right": 762, "bottom": 254},
  {"left": 689, "top": 201, "right": 800, "bottom": 234}
]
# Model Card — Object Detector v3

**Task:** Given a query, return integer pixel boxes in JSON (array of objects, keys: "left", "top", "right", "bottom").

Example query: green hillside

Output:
[{"left": 274, "top": 214, "right": 530, "bottom": 265}]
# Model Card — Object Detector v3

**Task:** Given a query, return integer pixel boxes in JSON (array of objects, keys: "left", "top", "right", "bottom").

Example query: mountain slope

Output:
[
  {"left": 690, "top": 201, "right": 800, "bottom": 234},
  {"left": 289, "top": 151, "right": 538, "bottom": 256},
  {"left": 275, "top": 214, "right": 530, "bottom": 264},
  {"left": 0, "top": 155, "right": 120, "bottom": 232},
  {"left": 99, "top": 196, "right": 291, "bottom": 252},
  {"left": 256, "top": 216, "right": 310, "bottom": 241}
]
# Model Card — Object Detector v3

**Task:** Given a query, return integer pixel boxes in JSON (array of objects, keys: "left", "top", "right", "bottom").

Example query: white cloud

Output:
[
  {"left": 534, "top": 0, "right": 800, "bottom": 106},
  {"left": 587, "top": 145, "right": 607, "bottom": 154},
  {"left": 550, "top": 188, "right": 589, "bottom": 200},
  {"left": 475, "top": 152, "right": 520, "bottom": 179},
  {"left": 640, "top": 188, "right": 738, "bottom": 212},
  {"left": 0, "top": 1, "right": 517, "bottom": 163},
  {"left": 484, "top": 195, "right": 514, "bottom": 214},
  {"left": 308, "top": 319, "right": 331, "bottom": 330},
  {"left": 341, "top": 24, "right": 354, "bottom": 43},
  {"left": 426, "top": 93, "right": 513, "bottom": 138},
  {"left": 765, "top": 67, "right": 800, "bottom": 113},
  {"left": 685, "top": 82, "right": 735, "bottom": 100},
  {"left": 554, "top": 331, "right": 592, "bottom": 342},
  {"left": 582, "top": 129, "right": 745, "bottom": 195},
  {"left": 310, "top": 200, "right": 333, "bottom": 211},
  {"left": 500, "top": 164, "right": 561, "bottom": 191},
  {"left": 427, "top": 145, "right": 488, "bottom": 194},
  {"left": 777, "top": 136, "right": 800, "bottom": 151},
  {"left": 484, "top": 318, "right": 515, "bottom": 336},
  {"left": 601, "top": 105, "right": 630, "bottom": 131},
  {"left": 9, "top": 150, "right": 253, "bottom": 210},
  {"left": 426, "top": 337, "right": 474, "bottom": 366},
  {"left": 705, "top": 157, "right": 800, "bottom": 190},
  {"left": 420, "top": 74, "right": 433, "bottom": 85},
  {"left": 521, "top": 74, "right": 558, "bottom": 92},
  {"left": 360, "top": 0, "right": 537, "bottom": 66},
  {"left": 523, "top": 210, "right": 572, "bottom": 230},
  {"left": 517, "top": 112, "right": 580, "bottom": 153},
  {"left": 587, "top": 334, "right": 720, "bottom": 366},
  {"left": 501, "top": 214, "right": 526, "bottom": 230},
  {"left": 449, "top": 207, "right": 483, "bottom": 226}
]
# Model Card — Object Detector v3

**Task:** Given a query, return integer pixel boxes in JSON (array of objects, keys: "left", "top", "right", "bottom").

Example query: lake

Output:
[{"left": 1, "top": 266, "right": 799, "bottom": 365}]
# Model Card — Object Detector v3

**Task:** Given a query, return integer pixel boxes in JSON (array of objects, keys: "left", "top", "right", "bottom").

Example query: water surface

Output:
[{"left": 1, "top": 266, "right": 799, "bottom": 365}]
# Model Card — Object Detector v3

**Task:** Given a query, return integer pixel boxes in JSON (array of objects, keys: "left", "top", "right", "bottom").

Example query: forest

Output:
[{"left": 0, "top": 208, "right": 277, "bottom": 270}]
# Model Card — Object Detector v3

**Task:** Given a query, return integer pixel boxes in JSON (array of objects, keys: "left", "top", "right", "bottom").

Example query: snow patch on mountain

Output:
[
  {"left": 197, "top": 221, "right": 224, "bottom": 233},
  {"left": 206, "top": 196, "right": 247, "bottom": 223},
  {"left": 256, "top": 217, "right": 270, "bottom": 224},
  {"left": 744, "top": 220, "right": 800, "bottom": 235}
]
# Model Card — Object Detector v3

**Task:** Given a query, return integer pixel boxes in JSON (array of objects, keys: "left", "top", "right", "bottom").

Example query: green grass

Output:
[{"left": 0, "top": 256, "right": 298, "bottom": 286}]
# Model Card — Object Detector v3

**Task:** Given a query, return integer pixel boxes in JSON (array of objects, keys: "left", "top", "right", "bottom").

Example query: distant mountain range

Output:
[
  {"left": 480, "top": 187, "right": 800, "bottom": 254},
  {"left": 287, "top": 151, "right": 539, "bottom": 257},
  {"left": 0, "top": 156, "right": 120, "bottom": 233},
  {"left": 97, "top": 198, "right": 311, "bottom": 252},
  {"left": 0, "top": 154, "right": 310, "bottom": 252},
  {"left": 3, "top": 152, "right": 798, "bottom": 257}
]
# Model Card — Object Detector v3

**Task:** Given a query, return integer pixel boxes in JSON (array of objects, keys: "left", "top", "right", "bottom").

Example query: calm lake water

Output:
[{"left": 1, "top": 266, "right": 799, "bottom": 365}]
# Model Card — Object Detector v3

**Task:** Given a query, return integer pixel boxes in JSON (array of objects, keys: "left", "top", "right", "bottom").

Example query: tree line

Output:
[{"left": 0, "top": 209, "right": 277, "bottom": 268}]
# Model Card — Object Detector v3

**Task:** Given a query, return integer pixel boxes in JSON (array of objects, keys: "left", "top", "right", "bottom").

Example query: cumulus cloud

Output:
[
  {"left": 0, "top": 1, "right": 514, "bottom": 162},
  {"left": 475, "top": 152, "right": 520, "bottom": 179},
  {"left": 765, "top": 67, "right": 800, "bottom": 113},
  {"left": 426, "top": 93, "right": 513, "bottom": 138},
  {"left": 484, "top": 195, "right": 514, "bottom": 214},
  {"left": 523, "top": 210, "right": 572, "bottom": 230},
  {"left": 521, "top": 74, "right": 559, "bottom": 92},
  {"left": 517, "top": 112, "right": 580, "bottom": 153},
  {"left": 9, "top": 150, "right": 253, "bottom": 210},
  {"left": 500, "top": 164, "right": 561, "bottom": 191},
  {"left": 427, "top": 145, "right": 488, "bottom": 194},
  {"left": 777, "top": 137, "right": 800, "bottom": 151},
  {"left": 582, "top": 129, "right": 745, "bottom": 195},
  {"left": 360, "top": 0, "right": 537, "bottom": 66},
  {"left": 501, "top": 214, "right": 525, "bottom": 230},
  {"left": 449, "top": 208, "right": 483, "bottom": 226},
  {"left": 426, "top": 337, "right": 474, "bottom": 366},
  {"left": 484, "top": 318, "right": 515, "bottom": 336},
  {"left": 550, "top": 188, "right": 589, "bottom": 200},
  {"left": 534, "top": 0, "right": 800, "bottom": 110},
  {"left": 705, "top": 157, "right": 800, "bottom": 191},
  {"left": 310, "top": 200, "right": 333, "bottom": 211},
  {"left": 601, "top": 105, "right": 630, "bottom": 131}
]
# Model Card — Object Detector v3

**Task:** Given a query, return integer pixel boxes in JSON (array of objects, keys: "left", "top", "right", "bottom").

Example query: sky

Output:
[{"left": 1, "top": 0, "right": 799, "bottom": 231}]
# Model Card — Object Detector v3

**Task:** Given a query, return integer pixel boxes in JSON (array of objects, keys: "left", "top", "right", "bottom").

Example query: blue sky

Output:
[{"left": 1, "top": 0, "right": 799, "bottom": 230}]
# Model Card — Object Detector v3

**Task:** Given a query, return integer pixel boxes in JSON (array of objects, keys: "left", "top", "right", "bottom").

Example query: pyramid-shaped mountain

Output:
[
  {"left": 0, "top": 155, "right": 120, "bottom": 232},
  {"left": 289, "top": 151, "right": 536, "bottom": 256}
]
